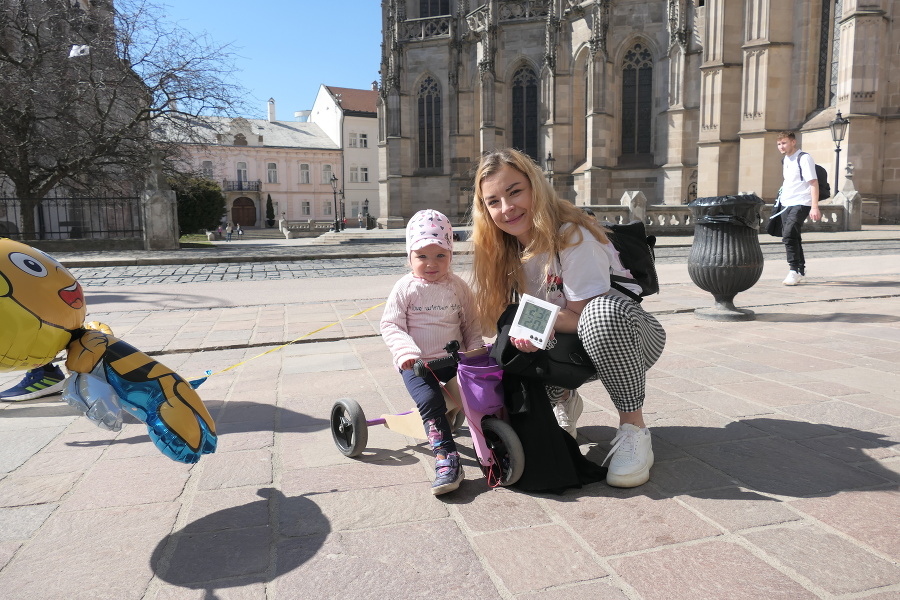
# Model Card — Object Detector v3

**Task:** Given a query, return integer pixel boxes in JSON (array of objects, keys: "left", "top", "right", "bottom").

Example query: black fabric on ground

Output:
[{"left": 503, "top": 374, "right": 607, "bottom": 493}]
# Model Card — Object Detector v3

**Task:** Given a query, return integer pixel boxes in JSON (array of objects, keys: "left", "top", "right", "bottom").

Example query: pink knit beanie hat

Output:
[{"left": 406, "top": 209, "right": 453, "bottom": 256}]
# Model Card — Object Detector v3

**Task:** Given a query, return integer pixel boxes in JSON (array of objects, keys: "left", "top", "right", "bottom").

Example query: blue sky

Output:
[{"left": 163, "top": 1, "right": 383, "bottom": 120}]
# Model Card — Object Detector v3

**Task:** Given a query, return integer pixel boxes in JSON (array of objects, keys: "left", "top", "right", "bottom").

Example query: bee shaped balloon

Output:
[{"left": 0, "top": 238, "right": 216, "bottom": 463}]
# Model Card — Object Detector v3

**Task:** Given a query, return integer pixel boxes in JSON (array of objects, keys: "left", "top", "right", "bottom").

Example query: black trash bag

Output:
[{"left": 689, "top": 193, "right": 765, "bottom": 230}]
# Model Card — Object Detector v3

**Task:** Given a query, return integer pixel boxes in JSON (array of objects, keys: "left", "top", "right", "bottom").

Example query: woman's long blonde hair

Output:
[{"left": 469, "top": 148, "right": 609, "bottom": 332}]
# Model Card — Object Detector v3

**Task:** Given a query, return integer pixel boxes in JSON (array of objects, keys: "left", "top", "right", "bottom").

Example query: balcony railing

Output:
[
  {"left": 223, "top": 180, "right": 261, "bottom": 192},
  {"left": 399, "top": 16, "right": 451, "bottom": 41}
]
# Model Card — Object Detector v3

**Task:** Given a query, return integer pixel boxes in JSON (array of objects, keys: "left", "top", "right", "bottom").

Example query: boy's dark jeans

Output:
[{"left": 781, "top": 204, "right": 811, "bottom": 274}]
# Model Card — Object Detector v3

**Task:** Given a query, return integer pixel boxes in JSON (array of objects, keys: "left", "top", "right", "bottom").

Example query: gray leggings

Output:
[{"left": 548, "top": 295, "right": 665, "bottom": 413}]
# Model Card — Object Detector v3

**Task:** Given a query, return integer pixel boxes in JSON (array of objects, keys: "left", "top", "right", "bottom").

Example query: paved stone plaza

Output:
[{"left": 0, "top": 230, "right": 898, "bottom": 599}]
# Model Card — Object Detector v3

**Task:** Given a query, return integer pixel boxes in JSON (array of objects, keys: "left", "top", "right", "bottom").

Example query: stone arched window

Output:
[
  {"left": 817, "top": 0, "right": 843, "bottom": 108},
  {"left": 417, "top": 76, "right": 442, "bottom": 170},
  {"left": 511, "top": 65, "right": 539, "bottom": 161},
  {"left": 233, "top": 133, "right": 248, "bottom": 146},
  {"left": 621, "top": 42, "right": 653, "bottom": 157}
]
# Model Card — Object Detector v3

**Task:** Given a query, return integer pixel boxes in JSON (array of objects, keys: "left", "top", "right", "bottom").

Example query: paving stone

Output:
[
  {"left": 784, "top": 401, "right": 900, "bottom": 434},
  {"left": 281, "top": 460, "right": 425, "bottom": 495},
  {"left": 0, "top": 426, "right": 68, "bottom": 474},
  {"left": 280, "top": 482, "right": 448, "bottom": 536},
  {"left": 13, "top": 445, "right": 105, "bottom": 477},
  {"left": 609, "top": 539, "right": 817, "bottom": 600},
  {"left": 743, "top": 523, "right": 900, "bottom": 594},
  {"left": 61, "top": 455, "right": 191, "bottom": 509},
  {"left": 0, "top": 471, "right": 83, "bottom": 507},
  {"left": 0, "top": 502, "right": 178, "bottom": 600},
  {"left": 793, "top": 490, "right": 900, "bottom": 558},
  {"left": 649, "top": 457, "right": 737, "bottom": 494},
  {"left": 686, "top": 435, "right": 887, "bottom": 497},
  {"left": 0, "top": 503, "right": 58, "bottom": 540},
  {"left": 273, "top": 520, "right": 499, "bottom": 599},
  {"left": 474, "top": 524, "right": 606, "bottom": 594},
  {"left": 159, "top": 525, "right": 270, "bottom": 586},
  {"left": 548, "top": 488, "right": 721, "bottom": 556},
  {"left": 180, "top": 487, "right": 271, "bottom": 533},
  {"left": 151, "top": 581, "right": 267, "bottom": 599},
  {"left": 0, "top": 541, "right": 20, "bottom": 571},
  {"left": 676, "top": 389, "right": 773, "bottom": 418},
  {"left": 442, "top": 484, "right": 552, "bottom": 534},
  {"left": 516, "top": 579, "right": 629, "bottom": 599},
  {"left": 196, "top": 449, "right": 272, "bottom": 491},
  {"left": 678, "top": 488, "right": 800, "bottom": 530},
  {"left": 650, "top": 411, "right": 766, "bottom": 447}
]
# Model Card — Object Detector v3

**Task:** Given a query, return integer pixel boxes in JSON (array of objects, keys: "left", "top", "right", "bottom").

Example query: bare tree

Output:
[{"left": 0, "top": 0, "right": 248, "bottom": 237}]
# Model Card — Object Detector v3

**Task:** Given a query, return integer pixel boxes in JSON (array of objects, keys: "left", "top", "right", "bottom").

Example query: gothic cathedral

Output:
[{"left": 377, "top": 0, "right": 898, "bottom": 226}]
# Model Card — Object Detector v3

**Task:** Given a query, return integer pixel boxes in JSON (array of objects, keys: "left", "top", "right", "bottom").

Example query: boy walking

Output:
[{"left": 776, "top": 131, "right": 821, "bottom": 285}]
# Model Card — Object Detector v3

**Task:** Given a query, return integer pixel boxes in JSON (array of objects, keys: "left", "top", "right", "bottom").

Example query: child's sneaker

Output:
[
  {"left": 553, "top": 390, "right": 583, "bottom": 438},
  {"left": 602, "top": 424, "right": 653, "bottom": 488},
  {"left": 431, "top": 451, "right": 464, "bottom": 495},
  {"left": 0, "top": 364, "right": 66, "bottom": 402}
]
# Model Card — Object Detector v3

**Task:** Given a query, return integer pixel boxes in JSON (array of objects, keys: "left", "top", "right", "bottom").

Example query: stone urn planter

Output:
[{"left": 687, "top": 194, "right": 765, "bottom": 321}]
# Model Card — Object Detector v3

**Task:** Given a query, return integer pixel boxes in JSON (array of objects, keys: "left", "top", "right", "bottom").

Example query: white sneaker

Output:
[
  {"left": 603, "top": 424, "right": 653, "bottom": 487},
  {"left": 552, "top": 390, "right": 583, "bottom": 438},
  {"left": 783, "top": 270, "right": 802, "bottom": 286}
]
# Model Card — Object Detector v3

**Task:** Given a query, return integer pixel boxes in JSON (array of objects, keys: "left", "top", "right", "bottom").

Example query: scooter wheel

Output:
[
  {"left": 481, "top": 418, "right": 525, "bottom": 486},
  {"left": 330, "top": 398, "right": 368, "bottom": 457}
]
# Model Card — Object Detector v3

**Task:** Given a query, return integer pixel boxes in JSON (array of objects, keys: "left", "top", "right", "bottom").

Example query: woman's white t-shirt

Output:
[{"left": 520, "top": 224, "right": 641, "bottom": 308}]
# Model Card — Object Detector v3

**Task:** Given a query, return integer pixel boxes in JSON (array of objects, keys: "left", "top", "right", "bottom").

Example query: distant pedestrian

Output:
[
  {"left": 237, "top": 225, "right": 243, "bottom": 240},
  {"left": 216, "top": 225, "right": 222, "bottom": 240},
  {"left": 225, "top": 222, "right": 233, "bottom": 242},
  {"left": 775, "top": 131, "right": 821, "bottom": 285},
  {"left": 358, "top": 214, "right": 364, "bottom": 228}
]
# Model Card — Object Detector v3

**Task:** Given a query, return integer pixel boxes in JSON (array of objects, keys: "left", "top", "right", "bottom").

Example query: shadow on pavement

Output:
[
  {"left": 150, "top": 487, "right": 330, "bottom": 598},
  {"left": 580, "top": 418, "right": 897, "bottom": 500}
]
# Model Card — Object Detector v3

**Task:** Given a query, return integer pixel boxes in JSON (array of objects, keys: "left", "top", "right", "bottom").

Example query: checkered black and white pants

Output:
[{"left": 548, "top": 295, "right": 665, "bottom": 413}]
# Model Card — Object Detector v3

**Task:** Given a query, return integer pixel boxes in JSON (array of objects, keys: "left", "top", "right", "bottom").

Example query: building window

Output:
[
  {"left": 621, "top": 42, "right": 653, "bottom": 156},
  {"left": 420, "top": 0, "right": 449, "bottom": 17},
  {"left": 267, "top": 162, "right": 278, "bottom": 183},
  {"left": 236, "top": 162, "right": 248, "bottom": 182},
  {"left": 350, "top": 166, "right": 369, "bottom": 183},
  {"left": 201, "top": 161, "right": 214, "bottom": 178},
  {"left": 417, "top": 76, "right": 442, "bottom": 169},
  {"left": 323, "top": 201, "right": 332, "bottom": 216},
  {"left": 322, "top": 164, "right": 333, "bottom": 184},
  {"left": 300, "top": 163, "right": 310, "bottom": 184},
  {"left": 817, "top": 0, "right": 843, "bottom": 108},
  {"left": 301, "top": 201, "right": 310, "bottom": 216},
  {"left": 233, "top": 133, "right": 248, "bottom": 146},
  {"left": 349, "top": 133, "right": 368, "bottom": 148},
  {"left": 511, "top": 65, "right": 539, "bottom": 161}
]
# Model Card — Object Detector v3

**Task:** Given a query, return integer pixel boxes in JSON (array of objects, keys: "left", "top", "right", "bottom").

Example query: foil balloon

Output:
[{"left": 0, "top": 238, "right": 216, "bottom": 463}]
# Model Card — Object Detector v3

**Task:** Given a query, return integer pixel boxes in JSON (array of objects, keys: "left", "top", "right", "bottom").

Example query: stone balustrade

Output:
[
  {"left": 278, "top": 219, "right": 335, "bottom": 239},
  {"left": 584, "top": 189, "right": 861, "bottom": 235}
]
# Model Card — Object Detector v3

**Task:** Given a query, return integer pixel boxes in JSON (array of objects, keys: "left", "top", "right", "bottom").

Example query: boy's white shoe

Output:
[
  {"left": 783, "top": 270, "right": 803, "bottom": 286},
  {"left": 603, "top": 424, "right": 653, "bottom": 488}
]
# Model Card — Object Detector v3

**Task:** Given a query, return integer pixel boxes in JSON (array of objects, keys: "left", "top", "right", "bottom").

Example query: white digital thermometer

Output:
[{"left": 508, "top": 294, "right": 561, "bottom": 350}]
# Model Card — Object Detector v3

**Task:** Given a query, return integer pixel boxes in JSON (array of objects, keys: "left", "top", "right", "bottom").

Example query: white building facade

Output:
[{"left": 310, "top": 85, "right": 381, "bottom": 221}]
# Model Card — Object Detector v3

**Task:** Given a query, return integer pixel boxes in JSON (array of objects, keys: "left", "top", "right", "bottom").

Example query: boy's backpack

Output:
[
  {"left": 795, "top": 152, "right": 831, "bottom": 201},
  {"left": 602, "top": 220, "right": 659, "bottom": 303}
]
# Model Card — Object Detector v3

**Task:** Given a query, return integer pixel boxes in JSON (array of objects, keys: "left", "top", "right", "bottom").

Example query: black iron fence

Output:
[
  {"left": 0, "top": 196, "right": 143, "bottom": 241},
  {"left": 223, "top": 180, "right": 261, "bottom": 192}
]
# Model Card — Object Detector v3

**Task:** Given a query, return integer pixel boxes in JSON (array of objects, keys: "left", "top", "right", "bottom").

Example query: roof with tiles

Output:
[{"left": 325, "top": 86, "right": 378, "bottom": 116}]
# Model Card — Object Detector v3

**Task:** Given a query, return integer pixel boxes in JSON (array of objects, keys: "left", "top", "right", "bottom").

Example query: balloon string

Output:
[{"left": 200, "top": 301, "right": 386, "bottom": 379}]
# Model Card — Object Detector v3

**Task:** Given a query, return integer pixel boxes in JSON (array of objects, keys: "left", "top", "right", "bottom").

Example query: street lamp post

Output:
[
  {"left": 340, "top": 192, "right": 345, "bottom": 231},
  {"left": 829, "top": 110, "right": 850, "bottom": 193},
  {"left": 330, "top": 174, "right": 340, "bottom": 232},
  {"left": 363, "top": 198, "right": 369, "bottom": 229},
  {"left": 544, "top": 152, "right": 555, "bottom": 183}
]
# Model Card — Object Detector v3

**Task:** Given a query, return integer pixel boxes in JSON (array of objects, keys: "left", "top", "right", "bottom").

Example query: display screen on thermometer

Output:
[{"left": 508, "top": 294, "right": 561, "bottom": 350}]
